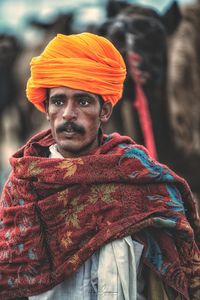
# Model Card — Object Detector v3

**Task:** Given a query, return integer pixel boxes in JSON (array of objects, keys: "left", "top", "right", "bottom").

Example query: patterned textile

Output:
[{"left": 0, "top": 129, "right": 199, "bottom": 299}]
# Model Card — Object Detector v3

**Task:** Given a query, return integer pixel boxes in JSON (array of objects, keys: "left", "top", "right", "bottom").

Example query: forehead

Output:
[{"left": 49, "top": 86, "right": 99, "bottom": 99}]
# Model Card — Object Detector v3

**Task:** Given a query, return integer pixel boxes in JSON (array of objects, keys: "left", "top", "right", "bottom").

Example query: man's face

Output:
[{"left": 46, "top": 86, "right": 112, "bottom": 158}]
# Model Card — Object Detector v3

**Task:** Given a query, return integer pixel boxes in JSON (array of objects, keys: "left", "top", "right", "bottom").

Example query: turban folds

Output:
[{"left": 26, "top": 32, "right": 126, "bottom": 112}]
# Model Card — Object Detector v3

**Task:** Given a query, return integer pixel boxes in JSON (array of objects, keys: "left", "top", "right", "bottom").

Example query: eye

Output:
[
  {"left": 51, "top": 98, "right": 64, "bottom": 106},
  {"left": 79, "top": 97, "right": 90, "bottom": 106}
]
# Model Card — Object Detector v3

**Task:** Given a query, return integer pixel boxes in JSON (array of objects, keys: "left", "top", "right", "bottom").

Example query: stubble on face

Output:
[{"left": 46, "top": 87, "right": 103, "bottom": 158}]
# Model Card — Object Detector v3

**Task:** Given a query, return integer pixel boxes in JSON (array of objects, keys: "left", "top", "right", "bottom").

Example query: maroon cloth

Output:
[{"left": 0, "top": 129, "right": 200, "bottom": 299}]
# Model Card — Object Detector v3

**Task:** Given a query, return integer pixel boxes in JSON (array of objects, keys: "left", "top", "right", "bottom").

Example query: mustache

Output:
[{"left": 56, "top": 121, "right": 85, "bottom": 135}]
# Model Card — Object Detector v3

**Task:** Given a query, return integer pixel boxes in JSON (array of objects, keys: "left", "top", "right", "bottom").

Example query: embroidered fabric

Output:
[{"left": 28, "top": 146, "right": 145, "bottom": 300}]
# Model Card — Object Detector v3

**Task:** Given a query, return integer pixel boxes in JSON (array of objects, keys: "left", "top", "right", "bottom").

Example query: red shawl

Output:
[{"left": 0, "top": 129, "right": 199, "bottom": 299}]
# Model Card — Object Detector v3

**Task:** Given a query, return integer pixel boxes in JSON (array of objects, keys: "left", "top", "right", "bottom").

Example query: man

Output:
[{"left": 0, "top": 32, "right": 199, "bottom": 300}]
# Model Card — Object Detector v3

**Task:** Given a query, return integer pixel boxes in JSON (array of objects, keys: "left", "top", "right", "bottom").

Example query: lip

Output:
[{"left": 59, "top": 130, "right": 78, "bottom": 139}]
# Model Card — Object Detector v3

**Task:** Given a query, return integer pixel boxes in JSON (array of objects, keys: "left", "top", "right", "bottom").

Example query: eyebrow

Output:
[
  {"left": 49, "top": 92, "right": 97, "bottom": 101},
  {"left": 49, "top": 94, "right": 66, "bottom": 101},
  {"left": 74, "top": 92, "right": 97, "bottom": 100}
]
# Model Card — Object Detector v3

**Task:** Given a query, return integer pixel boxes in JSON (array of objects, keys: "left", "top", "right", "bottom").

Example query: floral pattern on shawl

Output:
[{"left": 0, "top": 129, "right": 199, "bottom": 300}]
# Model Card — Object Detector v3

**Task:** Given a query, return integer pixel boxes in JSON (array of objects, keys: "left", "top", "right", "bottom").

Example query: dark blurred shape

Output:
[
  {"left": 97, "top": 0, "right": 181, "bottom": 153},
  {"left": 107, "top": 0, "right": 129, "bottom": 18},
  {"left": 28, "top": 11, "right": 74, "bottom": 35},
  {"left": 0, "top": 34, "right": 21, "bottom": 130},
  {"left": 162, "top": 0, "right": 182, "bottom": 35}
]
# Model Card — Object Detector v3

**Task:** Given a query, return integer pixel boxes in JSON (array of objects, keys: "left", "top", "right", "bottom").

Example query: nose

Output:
[{"left": 62, "top": 101, "right": 77, "bottom": 121}]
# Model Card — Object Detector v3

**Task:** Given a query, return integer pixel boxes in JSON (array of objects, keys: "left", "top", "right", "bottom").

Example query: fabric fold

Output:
[
  {"left": 26, "top": 33, "right": 126, "bottom": 111},
  {"left": 0, "top": 130, "right": 199, "bottom": 299}
]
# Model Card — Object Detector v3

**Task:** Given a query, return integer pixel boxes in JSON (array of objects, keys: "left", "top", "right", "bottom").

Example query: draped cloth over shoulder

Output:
[
  {"left": 26, "top": 32, "right": 126, "bottom": 112},
  {"left": 0, "top": 130, "right": 200, "bottom": 299}
]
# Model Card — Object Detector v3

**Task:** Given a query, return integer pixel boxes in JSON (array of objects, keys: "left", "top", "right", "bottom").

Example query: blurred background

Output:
[
  {"left": 0, "top": 0, "right": 199, "bottom": 213},
  {"left": 0, "top": 0, "right": 195, "bottom": 39}
]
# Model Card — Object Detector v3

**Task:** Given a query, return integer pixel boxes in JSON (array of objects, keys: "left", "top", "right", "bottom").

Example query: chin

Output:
[
  {"left": 57, "top": 141, "right": 83, "bottom": 155},
  {"left": 60, "top": 143, "right": 80, "bottom": 151}
]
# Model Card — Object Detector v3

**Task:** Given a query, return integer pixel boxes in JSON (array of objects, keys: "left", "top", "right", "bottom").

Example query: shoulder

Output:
[{"left": 11, "top": 129, "right": 53, "bottom": 159}]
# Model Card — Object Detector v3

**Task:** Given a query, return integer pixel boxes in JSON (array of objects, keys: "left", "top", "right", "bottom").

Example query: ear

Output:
[
  {"left": 45, "top": 105, "right": 50, "bottom": 122},
  {"left": 44, "top": 99, "right": 50, "bottom": 121},
  {"left": 99, "top": 101, "right": 113, "bottom": 123},
  {"left": 46, "top": 112, "right": 50, "bottom": 122},
  {"left": 107, "top": 0, "right": 129, "bottom": 18},
  {"left": 162, "top": 1, "right": 182, "bottom": 35}
]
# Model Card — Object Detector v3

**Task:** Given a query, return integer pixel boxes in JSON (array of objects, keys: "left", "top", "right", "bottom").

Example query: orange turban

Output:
[{"left": 26, "top": 32, "right": 126, "bottom": 112}]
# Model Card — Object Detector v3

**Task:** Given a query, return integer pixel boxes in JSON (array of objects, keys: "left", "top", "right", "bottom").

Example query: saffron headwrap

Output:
[{"left": 26, "top": 32, "right": 126, "bottom": 112}]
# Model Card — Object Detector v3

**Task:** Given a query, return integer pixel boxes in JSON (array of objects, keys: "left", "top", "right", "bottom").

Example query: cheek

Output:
[
  {"left": 48, "top": 113, "right": 60, "bottom": 135},
  {"left": 87, "top": 121, "right": 101, "bottom": 139},
  {"left": 85, "top": 114, "right": 100, "bottom": 131},
  {"left": 48, "top": 111, "right": 60, "bottom": 125}
]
